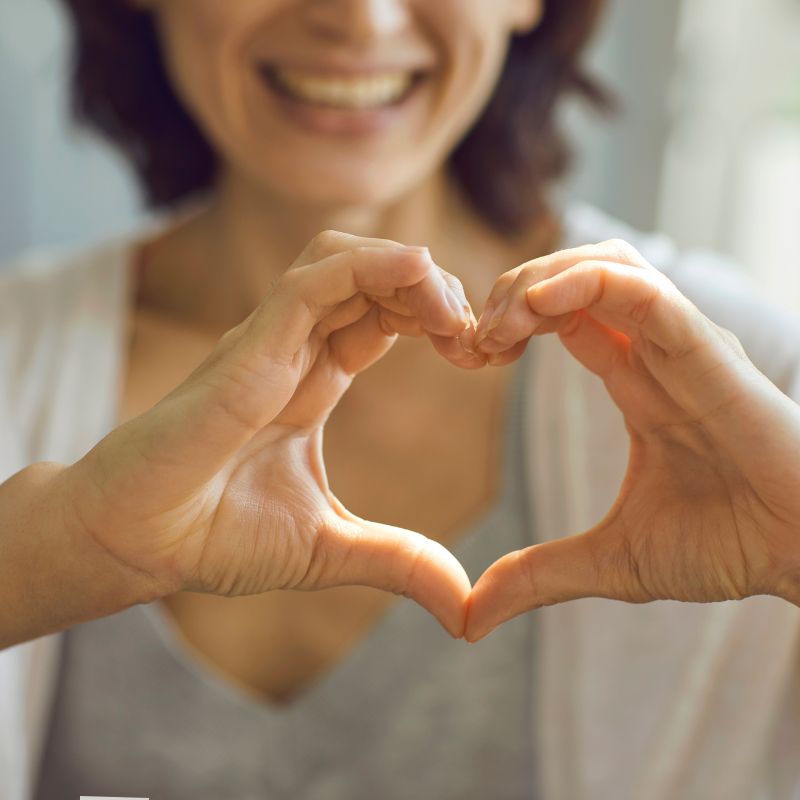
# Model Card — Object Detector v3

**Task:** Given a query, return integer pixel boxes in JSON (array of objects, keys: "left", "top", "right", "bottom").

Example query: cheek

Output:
[
  {"left": 154, "top": 0, "right": 275, "bottom": 148},
  {"left": 423, "top": 1, "right": 517, "bottom": 144}
]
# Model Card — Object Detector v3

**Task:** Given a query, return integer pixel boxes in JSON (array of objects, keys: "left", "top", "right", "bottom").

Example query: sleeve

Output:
[
  {"left": 0, "top": 252, "right": 82, "bottom": 477},
  {"left": 563, "top": 202, "right": 800, "bottom": 401},
  {"left": 665, "top": 247, "right": 800, "bottom": 403},
  {"left": 0, "top": 268, "right": 31, "bottom": 480}
]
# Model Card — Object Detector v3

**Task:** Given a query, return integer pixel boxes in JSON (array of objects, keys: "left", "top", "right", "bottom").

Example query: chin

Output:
[{"left": 255, "top": 161, "right": 426, "bottom": 211}]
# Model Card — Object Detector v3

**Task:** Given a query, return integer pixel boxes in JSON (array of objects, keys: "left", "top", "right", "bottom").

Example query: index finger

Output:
[
  {"left": 245, "top": 246, "right": 469, "bottom": 364},
  {"left": 524, "top": 260, "right": 708, "bottom": 356}
]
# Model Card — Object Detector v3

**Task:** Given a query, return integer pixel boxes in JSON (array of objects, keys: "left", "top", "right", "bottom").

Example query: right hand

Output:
[{"left": 63, "top": 232, "right": 482, "bottom": 636}]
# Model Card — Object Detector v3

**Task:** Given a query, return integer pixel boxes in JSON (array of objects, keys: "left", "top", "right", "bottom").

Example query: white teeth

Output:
[{"left": 271, "top": 68, "right": 414, "bottom": 110}]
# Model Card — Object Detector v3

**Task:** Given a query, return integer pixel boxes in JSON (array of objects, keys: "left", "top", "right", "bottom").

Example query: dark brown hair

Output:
[{"left": 60, "top": 0, "right": 609, "bottom": 235}]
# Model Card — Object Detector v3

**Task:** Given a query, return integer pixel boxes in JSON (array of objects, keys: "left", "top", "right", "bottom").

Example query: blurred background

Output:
[{"left": 2, "top": 0, "right": 799, "bottom": 311}]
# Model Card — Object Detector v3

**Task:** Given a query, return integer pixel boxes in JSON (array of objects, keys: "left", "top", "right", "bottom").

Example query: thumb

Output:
[
  {"left": 313, "top": 513, "right": 472, "bottom": 638},
  {"left": 465, "top": 528, "right": 630, "bottom": 642}
]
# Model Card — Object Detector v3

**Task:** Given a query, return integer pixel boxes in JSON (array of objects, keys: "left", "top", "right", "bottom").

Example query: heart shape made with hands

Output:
[{"left": 79, "top": 232, "right": 798, "bottom": 650}]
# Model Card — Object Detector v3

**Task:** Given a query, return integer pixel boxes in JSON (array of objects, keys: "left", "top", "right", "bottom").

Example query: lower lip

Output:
[{"left": 257, "top": 70, "right": 427, "bottom": 137}]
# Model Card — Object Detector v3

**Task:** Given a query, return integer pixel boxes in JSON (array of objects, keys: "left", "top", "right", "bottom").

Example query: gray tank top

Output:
[{"left": 35, "top": 358, "right": 537, "bottom": 800}]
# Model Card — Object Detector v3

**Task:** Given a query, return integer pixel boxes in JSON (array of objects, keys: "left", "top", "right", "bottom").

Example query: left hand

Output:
[{"left": 465, "top": 239, "right": 800, "bottom": 642}]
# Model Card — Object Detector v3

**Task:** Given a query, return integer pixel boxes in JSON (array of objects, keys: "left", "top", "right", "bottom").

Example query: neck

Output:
[{"left": 138, "top": 168, "right": 557, "bottom": 333}]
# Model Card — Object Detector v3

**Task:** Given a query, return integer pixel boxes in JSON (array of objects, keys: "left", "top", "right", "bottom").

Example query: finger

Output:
[
  {"left": 300, "top": 234, "right": 475, "bottom": 341},
  {"left": 273, "top": 306, "right": 401, "bottom": 427},
  {"left": 327, "top": 305, "right": 402, "bottom": 375},
  {"left": 428, "top": 329, "right": 487, "bottom": 369},
  {"left": 485, "top": 338, "right": 529, "bottom": 368},
  {"left": 315, "top": 293, "right": 374, "bottom": 338},
  {"left": 246, "top": 247, "right": 445, "bottom": 361},
  {"left": 556, "top": 310, "right": 683, "bottom": 430},
  {"left": 366, "top": 268, "right": 462, "bottom": 316},
  {"left": 315, "top": 515, "right": 472, "bottom": 638},
  {"left": 287, "top": 303, "right": 471, "bottom": 427},
  {"left": 476, "top": 267, "right": 525, "bottom": 339},
  {"left": 394, "top": 266, "right": 471, "bottom": 339},
  {"left": 476, "top": 306, "right": 577, "bottom": 356},
  {"left": 377, "top": 307, "right": 426, "bottom": 337},
  {"left": 524, "top": 260, "right": 704, "bottom": 355},
  {"left": 476, "top": 239, "right": 653, "bottom": 343},
  {"left": 294, "top": 229, "right": 410, "bottom": 266},
  {"left": 299, "top": 231, "right": 469, "bottom": 330},
  {"left": 465, "top": 527, "right": 645, "bottom": 642},
  {"left": 329, "top": 302, "right": 482, "bottom": 372},
  {"left": 476, "top": 285, "right": 544, "bottom": 354}
]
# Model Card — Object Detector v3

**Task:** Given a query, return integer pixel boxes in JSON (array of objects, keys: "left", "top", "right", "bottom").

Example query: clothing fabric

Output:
[
  {"left": 34, "top": 356, "right": 535, "bottom": 800},
  {"left": 2, "top": 204, "right": 800, "bottom": 800}
]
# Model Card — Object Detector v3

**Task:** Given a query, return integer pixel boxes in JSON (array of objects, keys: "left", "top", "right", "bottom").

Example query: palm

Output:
[
  {"left": 589, "top": 405, "right": 771, "bottom": 605},
  {"left": 180, "top": 321, "right": 394, "bottom": 596},
  {"left": 586, "top": 301, "right": 800, "bottom": 605}
]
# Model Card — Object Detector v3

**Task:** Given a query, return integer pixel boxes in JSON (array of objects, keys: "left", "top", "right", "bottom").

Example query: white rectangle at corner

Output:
[{"left": 80, "top": 796, "right": 149, "bottom": 800}]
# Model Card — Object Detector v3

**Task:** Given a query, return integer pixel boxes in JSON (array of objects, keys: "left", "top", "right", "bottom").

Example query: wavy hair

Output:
[{"left": 59, "top": 0, "right": 610, "bottom": 234}]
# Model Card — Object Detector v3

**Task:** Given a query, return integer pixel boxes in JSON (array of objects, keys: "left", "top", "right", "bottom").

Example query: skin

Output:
[
  {"left": 466, "top": 240, "right": 800, "bottom": 640},
  {"left": 111, "top": 0, "right": 548, "bottom": 699},
  {"left": 6, "top": 0, "right": 799, "bottom": 701}
]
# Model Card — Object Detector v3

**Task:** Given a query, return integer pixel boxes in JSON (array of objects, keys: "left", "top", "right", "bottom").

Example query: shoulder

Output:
[
  {"left": 562, "top": 202, "right": 681, "bottom": 270},
  {"left": 0, "top": 235, "right": 134, "bottom": 389},
  {"left": 0, "top": 235, "right": 137, "bottom": 469},
  {"left": 560, "top": 203, "right": 800, "bottom": 396},
  {"left": 0, "top": 235, "right": 132, "bottom": 319}
]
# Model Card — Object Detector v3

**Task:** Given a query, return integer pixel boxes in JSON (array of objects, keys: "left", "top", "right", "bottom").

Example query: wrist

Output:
[
  {"left": 54, "top": 462, "right": 172, "bottom": 608},
  {"left": 0, "top": 461, "right": 168, "bottom": 649}
]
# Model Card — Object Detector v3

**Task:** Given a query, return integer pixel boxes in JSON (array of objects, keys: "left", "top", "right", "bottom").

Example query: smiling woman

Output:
[
  {"left": 2, "top": 1, "right": 800, "bottom": 800},
  {"left": 63, "top": 0, "right": 608, "bottom": 230}
]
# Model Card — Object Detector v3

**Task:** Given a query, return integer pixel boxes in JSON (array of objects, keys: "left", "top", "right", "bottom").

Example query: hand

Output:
[
  {"left": 65, "top": 231, "right": 484, "bottom": 637},
  {"left": 466, "top": 239, "right": 800, "bottom": 641}
]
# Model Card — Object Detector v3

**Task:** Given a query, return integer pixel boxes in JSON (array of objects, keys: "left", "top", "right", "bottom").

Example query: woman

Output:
[{"left": 1, "top": 0, "right": 799, "bottom": 797}]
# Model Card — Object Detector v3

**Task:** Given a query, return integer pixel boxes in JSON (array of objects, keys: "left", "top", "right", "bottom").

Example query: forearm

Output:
[{"left": 0, "top": 462, "right": 160, "bottom": 650}]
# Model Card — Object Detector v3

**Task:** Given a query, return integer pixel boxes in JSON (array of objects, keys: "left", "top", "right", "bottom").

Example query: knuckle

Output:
[
  {"left": 602, "top": 238, "right": 643, "bottom": 265},
  {"left": 714, "top": 323, "right": 747, "bottom": 358},
  {"left": 306, "top": 229, "right": 347, "bottom": 259},
  {"left": 628, "top": 284, "right": 658, "bottom": 326},
  {"left": 442, "top": 271, "right": 464, "bottom": 293},
  {"left": 315, "top": 229, "right": 345, "bottom": 248},
  {"left": 517, "top": 547, "right": 540, "bottom": 597},
  {"left": 272, "top": 269, "right": 302, "bottom": 300},
  {"left": 273, "top": 269, "right": 320, "bottom": 316},
  {"left": 376, "top": 310, "right": 398, "bottom": 337},
  {"left": 439, "top": 265, "right": 461, "bottom": 285},
  {"left": 403, "top": 537, "right": 430, "bottom": 595}
]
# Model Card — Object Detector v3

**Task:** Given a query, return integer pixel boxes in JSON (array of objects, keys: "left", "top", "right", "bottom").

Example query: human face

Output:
[{"left": 143, "top": 0, "right": 543, "bottom": 207}]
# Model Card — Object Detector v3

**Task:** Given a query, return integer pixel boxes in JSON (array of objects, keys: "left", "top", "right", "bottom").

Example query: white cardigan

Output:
[{"left": 2, "top": 205, "right": 800, "bottom": 800}]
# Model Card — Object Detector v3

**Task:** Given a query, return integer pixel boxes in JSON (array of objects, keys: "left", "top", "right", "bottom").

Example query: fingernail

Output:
[
  {"left": 476, "top": 297, "right": 509, "bottom": 344},
  {"left": 487, "top": 296, "right": 509, "bottom": 332},
  {"left": 488, "top": 353, "right": 504, "bottom": 367},
  {"left": 458, "top": 330, "right": 477, "bottom": 355}
]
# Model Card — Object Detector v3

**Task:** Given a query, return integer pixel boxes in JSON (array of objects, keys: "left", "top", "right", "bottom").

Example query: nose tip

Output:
[{"left": 304, "top": 0, "right": 411, "bottom": 43}]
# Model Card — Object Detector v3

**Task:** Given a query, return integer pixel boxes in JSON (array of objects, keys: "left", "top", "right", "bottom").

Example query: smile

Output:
[{"left": 261, "top": 66, "right": 424, "bottom": 111}]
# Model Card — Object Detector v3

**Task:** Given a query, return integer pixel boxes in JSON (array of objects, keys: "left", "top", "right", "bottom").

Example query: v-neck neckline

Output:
[{"left": 137, "top": 463, "right": 519, "bottom": 722}]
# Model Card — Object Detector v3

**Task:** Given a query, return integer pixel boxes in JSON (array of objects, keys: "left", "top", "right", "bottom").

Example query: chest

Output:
[
  {"left": 37, "top": 589, "right": 536, "bottom": 800},
  {"left": 120, "top": 311, "right": 518, "bottom": 701}
]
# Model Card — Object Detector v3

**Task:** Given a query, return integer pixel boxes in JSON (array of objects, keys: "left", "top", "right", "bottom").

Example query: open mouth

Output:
[{"left": 259, "top": 65, "right": 427, "bottom": 112}]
